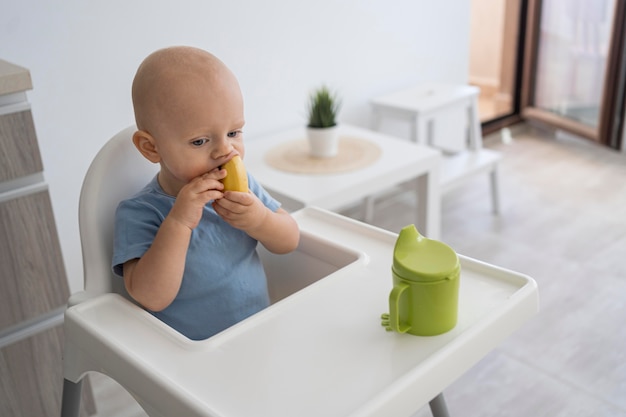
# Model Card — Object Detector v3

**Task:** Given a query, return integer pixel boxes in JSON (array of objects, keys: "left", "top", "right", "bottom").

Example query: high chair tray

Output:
[{"left": 65, "top": 207, "right": 538, "bottom": 417}]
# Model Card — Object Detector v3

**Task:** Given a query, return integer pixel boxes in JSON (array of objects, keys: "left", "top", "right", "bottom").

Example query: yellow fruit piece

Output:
[{"left": 220, "top": 155, "right": 249, "bottom": 192}]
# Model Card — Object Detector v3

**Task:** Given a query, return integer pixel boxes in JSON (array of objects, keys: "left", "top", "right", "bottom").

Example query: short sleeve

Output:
[
  {"left": 248, "top": 173, "right": 281, "bottom": 212},
  {"left": 112, "top": 199, "right": 166, "bottom": 277}
]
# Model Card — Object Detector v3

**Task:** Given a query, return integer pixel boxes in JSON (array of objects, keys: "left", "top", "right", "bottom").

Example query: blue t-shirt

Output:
[{"left": 112, "top": 173, "right": 281, "bottom": 340}]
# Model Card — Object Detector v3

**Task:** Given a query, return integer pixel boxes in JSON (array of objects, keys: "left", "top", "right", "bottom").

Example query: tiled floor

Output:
[{"left": 88, "top": 124, "right": 626, "bottom": 416}]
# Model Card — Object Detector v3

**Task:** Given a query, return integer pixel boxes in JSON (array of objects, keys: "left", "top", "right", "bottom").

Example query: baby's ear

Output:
[{"left": 132, "top": 130, "right": 160, "bottom": 163}]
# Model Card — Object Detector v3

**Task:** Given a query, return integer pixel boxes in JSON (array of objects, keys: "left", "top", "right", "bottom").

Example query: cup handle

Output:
[{"left": 389, "top": 282, "right": 411, "bottom": 333}]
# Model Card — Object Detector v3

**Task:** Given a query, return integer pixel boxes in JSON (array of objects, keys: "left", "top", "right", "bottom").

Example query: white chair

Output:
[
  {"left": 369, "top": 83, "right": 501, "bottom": 218},
  {"left": 60, "top": 125, "right": 156, "bottom": 416},
  {"left": 60, "top": 125, "right": 454, "bottom": 417}
]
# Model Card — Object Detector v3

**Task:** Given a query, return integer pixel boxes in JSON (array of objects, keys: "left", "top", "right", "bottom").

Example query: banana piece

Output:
[{"left": 220, "top": 155, "right": 248, "bottom": 192}]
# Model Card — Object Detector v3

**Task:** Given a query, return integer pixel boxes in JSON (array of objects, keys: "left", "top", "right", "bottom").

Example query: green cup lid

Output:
[{"left": 392, "top": 224, "right": 459, "bottom": 282}]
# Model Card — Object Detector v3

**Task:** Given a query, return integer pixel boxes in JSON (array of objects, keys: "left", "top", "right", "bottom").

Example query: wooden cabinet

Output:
[
  {"left": 0, "top": 109, "right": 42, "bottom": 182},
  {"left": 0, "top": 59, "right": 95, "bottom": 416},
  {"left": 0, "top": 191, "right": 68, "bottom": 327}
]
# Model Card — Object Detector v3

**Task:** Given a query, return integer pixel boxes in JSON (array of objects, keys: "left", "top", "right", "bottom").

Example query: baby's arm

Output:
[
  {"left": 122, "top": 215, "right": 192, "bottom": 311},
  {"left": 124, "top": 172, "right": 225, "bottom": 311},
  {"left": 213, "top": 193, "right": 299, "bottom": 254},
  {"left": 250, "top": 206, "right": 299, "bottom": 254}
]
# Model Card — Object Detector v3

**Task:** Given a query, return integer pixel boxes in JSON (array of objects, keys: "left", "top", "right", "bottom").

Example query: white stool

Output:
[{"left": 370, "top": 83, "right": 501, "bottom": 215}]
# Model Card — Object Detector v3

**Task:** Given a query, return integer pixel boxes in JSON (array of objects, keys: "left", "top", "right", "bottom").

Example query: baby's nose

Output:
[{"left": 212, "top": 138, "right": 233, "bottom": 158}]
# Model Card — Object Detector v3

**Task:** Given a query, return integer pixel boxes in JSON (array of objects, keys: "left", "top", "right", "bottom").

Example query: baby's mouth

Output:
[{"left": 219, "top": 152, "right": 240, "bottom": 169}]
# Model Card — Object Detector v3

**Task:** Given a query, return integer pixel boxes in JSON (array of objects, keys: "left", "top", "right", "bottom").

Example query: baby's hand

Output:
[
  {"left": 169, "top": 169, "right": 226, "bottom": 230},
  {"left": 212, "top": 190, "right": 267, "bottom": 232}
]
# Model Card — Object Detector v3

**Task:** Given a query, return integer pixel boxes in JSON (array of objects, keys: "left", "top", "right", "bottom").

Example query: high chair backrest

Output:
[{"left": 79, "top": 125, "right": 158, "bottom": 296}]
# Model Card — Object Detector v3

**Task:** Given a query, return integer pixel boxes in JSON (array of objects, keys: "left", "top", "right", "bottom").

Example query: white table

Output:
[
  {"left": 370, "top": 83, "right": 482, "bottom": 153},
  {"left": 245, "top": 124, "right": 442, "bottom": 239},
  {"left": 370, "top": 84, "right": 502, "bottom": 214},
  {"left": 64, "top": 208, "right": 539, "bottom": 417}
]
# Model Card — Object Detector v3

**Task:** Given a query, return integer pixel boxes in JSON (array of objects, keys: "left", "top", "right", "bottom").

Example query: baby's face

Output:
[{"left": 149, "top": 71, "right": 246, "bottom": 191}]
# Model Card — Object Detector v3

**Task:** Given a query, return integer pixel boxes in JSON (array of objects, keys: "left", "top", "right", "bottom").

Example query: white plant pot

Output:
[{"left": 306, "top": 125, "right": 339, "bottom": 158}]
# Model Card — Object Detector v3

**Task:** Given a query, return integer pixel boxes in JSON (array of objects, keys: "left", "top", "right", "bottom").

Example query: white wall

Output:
[{"left": 1, "top": 0, "right": 471, "bottom": 293}]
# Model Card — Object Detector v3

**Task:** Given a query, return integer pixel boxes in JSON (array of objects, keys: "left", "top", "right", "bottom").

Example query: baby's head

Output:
[
  {"left": 130, "top": 46, "right": 246, "bottom": 194},
  {"left": 131, "top": 46, "right": 243, "bottom": 140}
]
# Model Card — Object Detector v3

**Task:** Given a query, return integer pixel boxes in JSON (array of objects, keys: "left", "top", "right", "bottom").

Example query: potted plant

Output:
[{"left": 306, "top": 85, "right": 342, "bottom": 158}]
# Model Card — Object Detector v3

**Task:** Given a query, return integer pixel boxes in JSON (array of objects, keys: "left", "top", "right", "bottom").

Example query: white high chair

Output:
[
  {"left": 60, "top": 125, "right": 155, "bottom": 416},
  {"left": 57, "top": 125, "right": 541, "bottom": 417}
]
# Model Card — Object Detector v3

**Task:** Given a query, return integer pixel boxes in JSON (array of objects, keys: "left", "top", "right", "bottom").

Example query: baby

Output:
[{"left": 112, "top": 46, "right": 300, "bottom": 340}]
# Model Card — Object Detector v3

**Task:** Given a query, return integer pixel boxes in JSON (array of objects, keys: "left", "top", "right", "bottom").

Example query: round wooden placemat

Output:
[{"left": 264, "top": 136, "right": 382, "bottom": 174}]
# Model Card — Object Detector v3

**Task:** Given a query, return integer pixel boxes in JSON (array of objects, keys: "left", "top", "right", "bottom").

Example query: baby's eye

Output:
[
  {"left": 227, "top": 130, "right": 242, "bottom": 138},
  {"left": 191, "top": 138, "right": 209, "bottom": 146}
]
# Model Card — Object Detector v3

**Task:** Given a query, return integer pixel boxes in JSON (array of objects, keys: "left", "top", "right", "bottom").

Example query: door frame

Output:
[
  {"left": 481, "top": 0, "right": 528, "bottom": 136},
  {"left": 520, "top": 0, "right": 626, "bottom": 149}
]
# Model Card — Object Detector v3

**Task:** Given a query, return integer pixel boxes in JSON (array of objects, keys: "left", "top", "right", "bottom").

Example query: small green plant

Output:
[{"left": 307, "top": 85, "right": 341, "bottom": 128}]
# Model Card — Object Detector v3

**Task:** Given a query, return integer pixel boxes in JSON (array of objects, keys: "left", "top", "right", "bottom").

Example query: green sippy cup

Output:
[{"left": 382, "top": 225, "right": 460, "bottom": 336}]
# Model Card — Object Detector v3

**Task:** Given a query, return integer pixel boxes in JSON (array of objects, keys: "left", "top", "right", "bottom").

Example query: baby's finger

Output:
[
  {"left": 203, "top": 167, "right": 227, "bottom": 180},
  {"left": 201, "top": 189, "right": 224, "bottom": 203},
  {"left": 187, "top": 173, "right": 224, "bottom": 193},
  {"left": 222, "top": 190, "right": 252, "bottom": 205},
  {"left": 212, "top": 200, "right": 236, "bottom": 221},
  {"left": 213, "top": 196, "right": 240, "bottom": 213}
]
